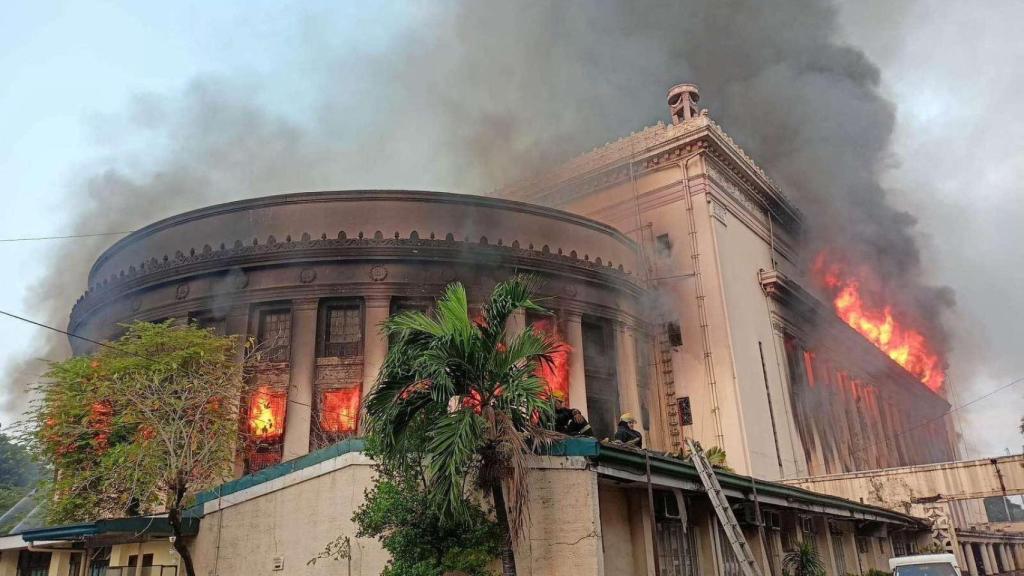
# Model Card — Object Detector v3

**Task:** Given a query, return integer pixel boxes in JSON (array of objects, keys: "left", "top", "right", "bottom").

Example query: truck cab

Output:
[{"left": 889, "top": 553, "right": 962, "bottom": 576}]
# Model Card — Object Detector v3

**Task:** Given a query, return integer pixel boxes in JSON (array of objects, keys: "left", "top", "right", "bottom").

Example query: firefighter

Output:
[
  {"left": 614, "top": 413, "right": 643, "bottom": 448},
  {"left": 553, "top": 390, "right": 592, "bottom": 437}
]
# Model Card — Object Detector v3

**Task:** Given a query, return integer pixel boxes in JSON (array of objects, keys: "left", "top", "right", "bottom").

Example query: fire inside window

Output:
[
  {"left": 320, "top": 388, "right": 360, "bottom": 436},
  {"left": 527, "top": 313, "right": 571, "bottom": 402},
  {"left": 322, "top": 304, "right": 362, "bottom": 357},
  {"left": 246, "top": 386, "right": 287, "bottom": 472},
  {"left": 258, "top": 308, "right": 292, "bottom": 363}
]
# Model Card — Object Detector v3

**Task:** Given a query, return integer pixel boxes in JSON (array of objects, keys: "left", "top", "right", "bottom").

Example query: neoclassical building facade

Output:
[{"left": 68, "top": 190, "right": 652, "bottom": 469}]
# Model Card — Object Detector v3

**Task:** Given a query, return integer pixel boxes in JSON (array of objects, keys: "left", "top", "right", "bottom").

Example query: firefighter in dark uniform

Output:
[
  {"left": 614, "top": 412, "right": 643, "bottom": 448},
  {"left": 552, "top": 390, "right": 592, "bottom": 437}
]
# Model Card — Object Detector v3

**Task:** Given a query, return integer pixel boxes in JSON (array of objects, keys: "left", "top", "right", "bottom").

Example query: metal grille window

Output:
[
  {"left": 655, "top": 492, "right": 698, "bottom": 576},
  {"left": 321, "top": 304, "right": 362, "bottom": 357},
  {"left": 678, "top": 396, "right": 694, "bottom": 426},
  {"left": 17, "top": 551, "right": 51, "bottom": 576},
  {"left": 892, "top": 536, "right": 907, "bottom": 557},
  {"left": 258, "top": 308, "right": 292, "bottom": 362},
  {"left": 717, "top": 522, "right": 742, "bottom": 576},
  {"left": 88, "top": 548, "right": 111, "bottom": 576},
  {"left": 830, "top": 528, "right": 847, "bottom": 576},
  {"left": 856, "top": 536, "right": 869, "bottom": 554}
]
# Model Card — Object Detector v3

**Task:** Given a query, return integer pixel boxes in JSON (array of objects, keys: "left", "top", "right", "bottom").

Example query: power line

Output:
[
  {"left": 0, "top": 309, "right": 164, "bottom": 365},
  {"left": 0, "top": 231, "right": 134, "bottom": 243},
  {"left": 0, "top": 308, "right": 315, "bottom": 409},
  {"left": 850, "top": 375, "right": 1024, "bottom": 457}
]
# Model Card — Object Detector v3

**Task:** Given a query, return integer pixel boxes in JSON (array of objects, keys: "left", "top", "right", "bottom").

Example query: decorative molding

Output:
[
  {"left": 89, "top": 189, "right": 638, "bottom": 282},
  {"left": 71, "top": 235, "right": 643, "bottom": 328},
  {"left": 498, "top": 115, "right": 802, "bottom": 233},
  {"left": 368, "top": 265, "right": 388, "bottom": 282},
  {"left": 299, "top": 267, "right": 318, "bottom": 284},
  {"left": 175, "top": 282, "right": 190, "bottom": 300},
  {"left": 710, "top": 199, "right": 729, "bottom": 225}
]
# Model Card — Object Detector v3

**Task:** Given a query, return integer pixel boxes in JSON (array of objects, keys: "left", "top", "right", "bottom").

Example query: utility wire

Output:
[
  {"left": 0, "top": 308, "right": 315, "bottom": 410},
  {"left": 0, "top": 231, "right": 133, "bottom": 243},
  {"left": 849, "top": 375, "right": 1024, "bottom": 457}
]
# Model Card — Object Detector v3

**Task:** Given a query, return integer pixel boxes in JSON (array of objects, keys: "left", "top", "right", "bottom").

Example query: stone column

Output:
[
  {"left": 1014, "top": 545, "right": 1024, "bottom": 573},
  {"left": 615, "top": 321, "right": 645, "bottom": 437},
  {"left": 964, "top": 543, "right": 979, "bottom": 576},
  {"left": 983, "top": 543, "right": 997, "bottom": 575},
  {"left": 283, "top": 298, "right": 318, "bottom": 461},
  {"left": 1001, "top": 544, "right": 1015, "bottom": 572},
  {"left": 362, "top": 295, "right": 392, "bottom": 393},
  {"left": 564, "top": 311, "right": 589, "bottom": 417}
]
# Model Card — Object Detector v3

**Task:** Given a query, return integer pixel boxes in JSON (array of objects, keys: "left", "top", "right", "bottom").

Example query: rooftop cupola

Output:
[{"left": 667, "top": 83, "right": 700, "bottom": 124}]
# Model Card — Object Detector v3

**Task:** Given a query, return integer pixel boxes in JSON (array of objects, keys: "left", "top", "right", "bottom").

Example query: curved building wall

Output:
[{"left": 70, "top": 190, "right": 657, "bottom": 470}]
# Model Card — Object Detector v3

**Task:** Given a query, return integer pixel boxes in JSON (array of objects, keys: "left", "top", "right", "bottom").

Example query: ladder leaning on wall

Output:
[{"left": 687, "top": 440, "right": 763, "bottom": 576}]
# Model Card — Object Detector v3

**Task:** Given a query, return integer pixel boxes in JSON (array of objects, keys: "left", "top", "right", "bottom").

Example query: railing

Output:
[{"left": 102, "top": 566, "right": 177, "bottom": 576}]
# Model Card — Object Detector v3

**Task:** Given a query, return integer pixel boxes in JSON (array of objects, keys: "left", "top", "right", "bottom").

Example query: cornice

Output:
[
  {"left": 497, "top": 115, "right": 802, "bottom": 233},
  {"left": 90, "top": 190, "right": 637, "bottom": 283},
  {"left": 71, "top": 233, "right": 643, "bottom": 327}
]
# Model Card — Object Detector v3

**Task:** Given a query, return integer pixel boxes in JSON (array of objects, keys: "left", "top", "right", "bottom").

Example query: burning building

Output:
[
  {"left": 66, "top": 190, "right": 645, "bottom": 471},
  {"left": 498, "top": 83, "right": 958, "bottom": 480},
  {"left": 8, "top": 84, "right": 1016, "bottom": 576}
]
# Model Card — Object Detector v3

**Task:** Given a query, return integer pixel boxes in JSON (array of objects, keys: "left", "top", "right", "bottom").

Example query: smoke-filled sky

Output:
[{"left": 0, "top": 0, "right": 1020, "bottom": 456}]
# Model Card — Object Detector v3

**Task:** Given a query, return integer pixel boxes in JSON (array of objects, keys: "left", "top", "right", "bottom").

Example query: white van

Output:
[{"left": 889, "top": 553, "right": 962, "bottom": 576}]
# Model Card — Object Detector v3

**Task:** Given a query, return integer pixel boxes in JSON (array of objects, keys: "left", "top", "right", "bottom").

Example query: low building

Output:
[
  {"left": 187, "top": 439, "right": 930, "bottom": 576},
  {"left": 784, "top": 454, "right": 1024, "bottom": 576}
]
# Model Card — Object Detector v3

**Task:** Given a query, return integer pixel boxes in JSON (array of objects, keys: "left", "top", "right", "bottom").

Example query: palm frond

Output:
[{"left": 427, "top": 409, "right": 486, "bottom": 521}]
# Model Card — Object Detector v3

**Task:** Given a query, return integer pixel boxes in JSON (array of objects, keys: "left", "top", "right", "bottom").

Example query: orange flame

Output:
[
  {"left": 530, "top": 318, "right": 572, "bottom": 402},
  {"left": 814, "top": 254, "right": 945, "bottom": 392},
  {"left": 321, "top": 388, "right": 360, "bottom": 433},
  {"left": 248, "top": 386, "right": 286, "bottom": 440}
]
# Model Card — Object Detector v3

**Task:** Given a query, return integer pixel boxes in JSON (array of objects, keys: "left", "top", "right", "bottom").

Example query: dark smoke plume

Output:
[{"left": 1, "top": 0, "right": 953, "bottom": 422}]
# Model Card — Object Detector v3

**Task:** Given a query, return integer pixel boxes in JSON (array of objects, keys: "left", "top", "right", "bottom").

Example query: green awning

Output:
[{"left": 18, "top": 516, "right": 198, "bottom": 542}]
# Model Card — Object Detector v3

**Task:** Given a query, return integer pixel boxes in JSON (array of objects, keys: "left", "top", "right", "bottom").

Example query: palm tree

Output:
[
  {"left": 364, "top": 277, "right": 561, "bottom": 576},
  {"left": 783, "top": 541, "right": 825, "bottom": 576}
]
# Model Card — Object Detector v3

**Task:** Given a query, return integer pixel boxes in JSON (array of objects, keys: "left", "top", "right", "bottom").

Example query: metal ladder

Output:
[{"left": 687, "top": 440, "right": 763, "bottom": 576}]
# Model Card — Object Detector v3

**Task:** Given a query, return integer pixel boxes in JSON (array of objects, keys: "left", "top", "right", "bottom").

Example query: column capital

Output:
[
  {"left": 564, "top": 309, "right": 583, "bottom": 322},
  {"left": 292, "top": 297, "right": 319, "bottom": 311},
  {"left": 364, "top": 294, "right": 392, "bottom": 308}
]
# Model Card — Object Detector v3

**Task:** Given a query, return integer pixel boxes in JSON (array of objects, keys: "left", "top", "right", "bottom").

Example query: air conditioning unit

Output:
[{"left": 735, "top": 503, "right": 760, "bottom": 526}]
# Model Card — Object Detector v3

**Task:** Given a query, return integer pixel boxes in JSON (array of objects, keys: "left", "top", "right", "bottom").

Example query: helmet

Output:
[
  {"left": 619, "top": 412, "right": 636, "bottom": 423},
  {"left": 551, "top": 390, "right": 567, "bottom": 402}
]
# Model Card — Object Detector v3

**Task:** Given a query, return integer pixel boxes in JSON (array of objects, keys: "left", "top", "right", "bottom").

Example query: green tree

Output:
[
  {"left": 28, "top": 321, "right": 253, "bottom": 576},
  {"left": 328, "top": 442, "right": 502, "bottom": 576},
  {"left": 364, "top": 277, "right": 560, "bottom": 576},
  {"left": 783, "top": 541, "right": 825, "bottom": 576}
]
